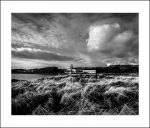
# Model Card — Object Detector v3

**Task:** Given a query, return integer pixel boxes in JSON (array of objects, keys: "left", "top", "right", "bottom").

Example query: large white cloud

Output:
[
  {"left": 87, "top": 23, "right": 120, "bottom": 51},
  {"left": 87, "top": 23, "right": 138, "bottom": 60}
]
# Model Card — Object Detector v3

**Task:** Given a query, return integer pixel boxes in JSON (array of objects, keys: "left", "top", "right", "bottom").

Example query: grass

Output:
[{"left": 11, "top": 73, "right": 139, "bottom": 115}]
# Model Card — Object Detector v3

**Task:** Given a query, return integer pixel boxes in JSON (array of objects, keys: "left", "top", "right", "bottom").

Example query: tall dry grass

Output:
[{"left": 11, "top": 74, "right": 139, "bottom": 115}]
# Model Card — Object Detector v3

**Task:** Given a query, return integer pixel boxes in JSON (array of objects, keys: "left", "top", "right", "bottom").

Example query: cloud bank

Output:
[{"left": 12, "top": 47, "right": 79, "bottom": 61}]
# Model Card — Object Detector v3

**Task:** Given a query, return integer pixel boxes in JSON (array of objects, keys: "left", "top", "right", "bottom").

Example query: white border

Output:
[{"left": 1, "top": 1, "right": 149, "bottom": 127}]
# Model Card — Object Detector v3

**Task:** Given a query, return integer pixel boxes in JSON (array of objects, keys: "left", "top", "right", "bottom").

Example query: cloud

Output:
[
  {"left": 112, "top": 31, "right": 133, "bottom": 43},
  {"left": 87, "top": 23, "right": 120, "bottom": 51},
  {"left": 109, "top": 31, "right": 138, "bottom": 57},
  {"left": 11, "top": 13, "right": 90, "bottom": 50},
  {"left": 103, "top": 56, "right": 139, "bottom": 66},
  {"left": 87, "top": 22, "right": 138, "bottom": 59},
  {"left": 12, "top": 47, "right": 80, "bottom": 61}
]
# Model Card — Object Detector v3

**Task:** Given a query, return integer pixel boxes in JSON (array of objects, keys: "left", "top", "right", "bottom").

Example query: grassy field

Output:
[{"left": 11, "top": 73, "right": 139, "bottom": 115}]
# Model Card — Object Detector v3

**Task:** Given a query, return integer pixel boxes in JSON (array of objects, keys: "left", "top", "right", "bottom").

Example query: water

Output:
[
  {"left": 83, "top": 70, "right": 96, "bottom": 74},
  {"left": 12, "top": 74, "right": 52, "bottom": 81}
]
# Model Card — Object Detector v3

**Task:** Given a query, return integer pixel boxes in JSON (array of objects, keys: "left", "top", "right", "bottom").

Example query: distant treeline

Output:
[
  {"left": 75, "top": 65, "right": 138, "bottom": 73},
  {"left": 12, "top": 67, "right": 63, "bottom": 75},
  {"left": 96, "top": 65, "right": 138, "bottom": 73},
  {"left": 12, "top": 65, "right": 138, "bottom": 74}
]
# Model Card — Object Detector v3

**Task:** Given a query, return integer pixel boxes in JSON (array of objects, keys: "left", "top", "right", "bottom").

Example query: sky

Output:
[{"left": 12, "top": 13, "right": 138, "bottom": 69}]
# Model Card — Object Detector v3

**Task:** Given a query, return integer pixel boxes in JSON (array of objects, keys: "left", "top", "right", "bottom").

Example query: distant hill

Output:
[
  {"left": 96, "top": 65, "right": 138, "bottom": 73},
  {"left": 12, "top": 65, "right": 138, "bottom": 74},
  {"left": 12, "top": 67, "right": 62, "bottom": 75},
  {"left": 74, "top": 65, "right": 138, "bottom": 73}
]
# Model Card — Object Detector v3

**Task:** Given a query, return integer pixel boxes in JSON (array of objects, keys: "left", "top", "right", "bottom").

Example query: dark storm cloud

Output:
[{"left": 12, "top": 48, "right": 79, "bottom": 61}]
